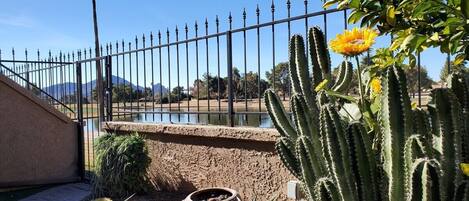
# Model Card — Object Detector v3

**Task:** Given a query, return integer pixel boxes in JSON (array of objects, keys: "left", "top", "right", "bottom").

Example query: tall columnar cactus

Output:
[
  {"left": 447, "top": 72, "right": 469, "bottom": 163},
  {"left": 380, "top": 65, "right": 413, "bottom": 200},
  {"left": 266, "top": 28, "right": 469, "bottom": 201},
  {"left": 309, "top": 26, "right": 331, "bottom": 86},
  {"left": 429, "top": 88, "right": 465, "bottom": 200}
]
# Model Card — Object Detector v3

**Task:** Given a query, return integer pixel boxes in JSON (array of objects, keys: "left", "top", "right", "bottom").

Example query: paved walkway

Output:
[{"left": 19, "top": 183, "right": 90, "bottom": 201}]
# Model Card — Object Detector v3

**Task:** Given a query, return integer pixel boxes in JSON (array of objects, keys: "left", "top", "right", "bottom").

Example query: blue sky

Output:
[{"left": 0, "top": 0, "right": 450, "bottom": 87}]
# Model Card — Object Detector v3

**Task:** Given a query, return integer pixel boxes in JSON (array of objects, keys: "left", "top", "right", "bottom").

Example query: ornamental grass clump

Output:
[{"left": 92, "top": 133, "right": 151, "bottom": 199}]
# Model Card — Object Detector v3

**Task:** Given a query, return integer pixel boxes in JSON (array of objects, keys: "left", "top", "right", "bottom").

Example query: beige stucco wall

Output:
[
  {"left": 103, "top": 121, "right": 295, "bottom": 200},
  {"left": 0, "top": 75, "right": 80, "bottom": 187}
]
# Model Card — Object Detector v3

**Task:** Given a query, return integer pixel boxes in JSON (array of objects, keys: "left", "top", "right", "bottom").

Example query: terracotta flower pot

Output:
[{"left": 183, "top": 187, "right": 241, "bottom": 201}]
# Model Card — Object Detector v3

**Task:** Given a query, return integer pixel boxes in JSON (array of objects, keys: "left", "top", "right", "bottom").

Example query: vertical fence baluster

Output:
[
  {"left": 115, "top": 41, "right": 120, "bottom": 117},
  {"left": 158, "top": 31, "right": 163, "bottom": 121},
  {"left": 150, "top": 33, "right": 155, "bottom": 120},
  {"left": 256, "top": 5, "right": 261, "bottom": 121},
  {"left": 447, "top": 53, "right": 451, "bottom": 76},
  {"left": 12, "top": 48, "right": 16, "bottom": 82},
  {"left": 122, "top": 40, "right": 127, "bottom": 116},
  {"left": 176, "top": 26, "right": 181, "bottom": 122},
  {"left": 135, "top": 37, "right": 140, "bottom": 113},
  {"left": 205, "top": 19, "right": 210, "bottom": 123},
  {"left": 48, "top": 51, "right": 52, "bottom": 105},
  {"left": 243, "top": 8, "right": 248, "bottom": 122},
  {"left": 195, "top": 21, "right": 200, "bottom": 122},
  {"left": 287, "top": 0, "right": 291, "bottom": 102},
  {"left": 25, "top": 49, "right": 29, "bottom": 90},
  {"left": 143, "top": 34, "right": 147, "bottom": 120},
  {"left": 271, "top": 1, "right": 276, "bottom": 93},
  {"left": 304, "top": 0, "right": 308, "bottom": 63},
  {"left": 417, "top": 52, "right": 421, "bottom": 107},
  {"left": 128, "top": 42, "right": 133, "bottom": 115},
  {"left": 109, "top": 43, "right": 113, "bottom": 120},
  {"left": 227, "top": 30, "right": 234, "bottom": 127},
  {"left": 185, "top": 25, "right": 190, "bottom": 122},
  {"left": 216, "top": 16, "right": 221, "bottom": 120},
  {"left": 166, "top": 29, "right": 172, "bottom": 122}
]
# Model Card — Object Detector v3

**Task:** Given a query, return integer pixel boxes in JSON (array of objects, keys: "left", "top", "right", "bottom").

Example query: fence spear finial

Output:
[{"left": 228, "top": 12, "right": 232, "bottom": 30}]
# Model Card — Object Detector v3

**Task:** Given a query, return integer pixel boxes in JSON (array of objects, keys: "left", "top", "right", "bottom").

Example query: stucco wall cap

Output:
[{"left": 103, "top": 121, "right": 280, "bottom": 142}]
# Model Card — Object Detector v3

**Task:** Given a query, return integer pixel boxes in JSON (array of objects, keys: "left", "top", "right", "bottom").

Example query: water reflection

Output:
[{"left": 84, "top": 109, "right": 273, "bottom": 133}]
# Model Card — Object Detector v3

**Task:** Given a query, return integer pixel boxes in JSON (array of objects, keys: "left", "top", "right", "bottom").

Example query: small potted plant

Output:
[{"left": 183, "top": 187, "right": 241, "bottom": 201}]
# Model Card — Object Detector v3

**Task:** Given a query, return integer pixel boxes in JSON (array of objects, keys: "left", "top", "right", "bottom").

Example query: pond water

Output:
[{"left": 84, "top": 109, "right": 273, "bottom": 134}]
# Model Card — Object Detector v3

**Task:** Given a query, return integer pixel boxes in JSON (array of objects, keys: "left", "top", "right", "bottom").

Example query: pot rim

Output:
[{"left": 184, "top": 187, "right": 239, "bottom": 201}]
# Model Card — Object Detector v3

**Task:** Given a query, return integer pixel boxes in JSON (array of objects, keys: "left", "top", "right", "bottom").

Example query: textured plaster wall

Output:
[
  {"left": 0, "top": 75, "right": 79, "bottom": 187},
  {"left": 103, "top": 122, "right": 295, "bottom": 200}
]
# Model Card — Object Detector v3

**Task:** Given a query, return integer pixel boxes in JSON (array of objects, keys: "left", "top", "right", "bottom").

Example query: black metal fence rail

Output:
[{"left": 0, "top": 62, "right": 75, "bottom": 116}]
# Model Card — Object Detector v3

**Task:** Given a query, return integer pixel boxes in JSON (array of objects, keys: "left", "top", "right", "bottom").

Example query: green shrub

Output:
[{"left": 92, "top": 133, "right": 151, "bottom": 199}]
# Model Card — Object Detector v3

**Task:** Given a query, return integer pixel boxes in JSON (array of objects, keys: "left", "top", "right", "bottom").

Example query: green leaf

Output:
[
  {"left": 386, "top": 6, "right": 396, "bottom": 26},
  {"left": 449, "top": 31, "right": 464, "bottom": 53},
  {"left": 348, "top": 10, "right": 365, "bottom": 24},
  {"left": 398, "top": 0, "right": 415, "bottom": 9},
  {"left": 400, "top": 34, "right": 427, "bottom": 53},
  {"left": 323, "top": 0, "right": 339, "bottom": 9},
  {"left": 349, "top": 0, "right": 360, "bottom": 8},
  {"left": 325, "top": 90, "right": 357, "bottom": 102}
]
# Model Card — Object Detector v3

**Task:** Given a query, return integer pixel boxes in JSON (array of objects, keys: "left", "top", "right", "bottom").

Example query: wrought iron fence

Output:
[{"left": 0, "top": 0, "right": 448, "bottom": 175}]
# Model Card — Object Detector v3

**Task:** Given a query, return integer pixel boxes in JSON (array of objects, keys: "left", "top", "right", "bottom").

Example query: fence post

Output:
[
  {"left": 75, "top": 62, "right": 85, "bottom": 180},
  {"left": 226, "top": 31, "right": 234, "bottom": 127},
  {"left": 105, "top": 56, "right": 113, "bottom": 121}
]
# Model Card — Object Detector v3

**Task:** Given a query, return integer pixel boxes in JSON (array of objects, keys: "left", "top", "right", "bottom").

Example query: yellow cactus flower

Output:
[
  {"left": 315, "top": 79, "right": 329, "bottom": 92},
  {"left": 461, "top": 163, "right": 469, "bottom": 176},
  {"left": 330, "top": 27, "right": 378, "bottom": 57},
  {"left": 370, "top": 78, "right": 381, "bottom": 94}
]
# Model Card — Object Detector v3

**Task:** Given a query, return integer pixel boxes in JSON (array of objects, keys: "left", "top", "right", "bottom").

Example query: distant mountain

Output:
[
  {"left": 41, "top": 75, "right": 168, "bottom": 99},
  {"left": 152, "top": 83, "right": 169, "bottom": 95},
  {"left": 42, "top": 82, "right": 76, "bottom": 98}
]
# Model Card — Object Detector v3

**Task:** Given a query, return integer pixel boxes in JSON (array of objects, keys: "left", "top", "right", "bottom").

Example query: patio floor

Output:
[{"left": 19, "top": 183, "right": 90, "bottom": 201}]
